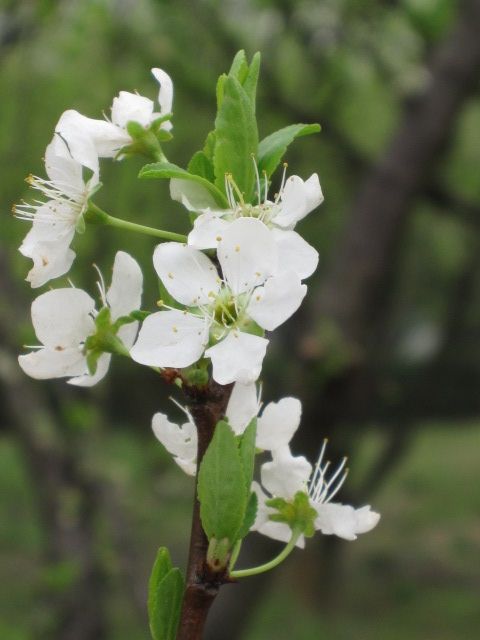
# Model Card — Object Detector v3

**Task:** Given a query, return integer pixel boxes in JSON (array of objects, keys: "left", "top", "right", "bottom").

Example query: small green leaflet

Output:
[
  {"left": 148, "top": 547, "right": 184, "bottom": 640},
  {"left": 197, "top": 420, "right": 248, "bottom": 543},
  {"left": 258, "top": 123, "right": 321, "bottom": 178},
  {"left": 138, "top": 161, "right": 228, "bottom": 208}
]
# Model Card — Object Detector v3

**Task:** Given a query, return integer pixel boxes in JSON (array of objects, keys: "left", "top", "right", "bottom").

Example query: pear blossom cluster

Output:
[{"left": 16, "top": 55, "right": 379, "bottom": 575}]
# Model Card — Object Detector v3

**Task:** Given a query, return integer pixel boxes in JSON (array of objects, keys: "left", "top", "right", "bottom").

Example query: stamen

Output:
[
  {"left": 93, "top": 264, "right": 107, "bottom": 306},
  {"left": 275, "top": 162, "right": 288, "bottom": 204},
  {"left": 252, "top": 155, "right": 261, "bottom": 206},
  {"left": 308, "top": 442, "right": 348, "bottom": 505}
]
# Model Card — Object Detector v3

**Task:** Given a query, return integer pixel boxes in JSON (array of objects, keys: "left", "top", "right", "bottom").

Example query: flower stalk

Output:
[
  {"left": 85, "top": 202, "right": 187, "bottom": 242},
  {"left": 230, "top": 528, "right": 302, "bottom": 578}
]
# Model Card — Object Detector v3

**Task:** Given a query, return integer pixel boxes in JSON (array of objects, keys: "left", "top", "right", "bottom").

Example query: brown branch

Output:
[{"left": 176, "top": 379, "right": 233, "bottom": 640}]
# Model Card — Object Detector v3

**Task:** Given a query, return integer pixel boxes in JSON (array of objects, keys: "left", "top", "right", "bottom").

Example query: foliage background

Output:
[{"left": 1, "top": 1, "right": 479, "bottom": 639}]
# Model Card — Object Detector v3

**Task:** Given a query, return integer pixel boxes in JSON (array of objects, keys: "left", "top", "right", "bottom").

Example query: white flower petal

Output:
[
  {"left": 152, "top": 413, "right": 197, "bottom": 463},
  {"left": 22, "top": 239, "right": 76, "bottom": 289},
  {"left": 218, "top": 218, "right": 278, "bottom": 295},
  {"left": 55, "top": 110, "right": 128, "bottom": 165},
  {"left": 261, "top": 446, "right": 312, "bottom": 500},
  {"left": 247, "top": 271, "right": 307, "bottom": 331},
  {"left": 153, "top": 243, "right": 220, "bottom": 306},
  {"left": 188, "top": 212, "right": 230, "bottom": 249},
  {"left": 152, "top": 68, "right": 174, "bottom": 123},
  {"left": 31, "top": 288, "right": 95, "bottom": 348},
  {"left": 274, "top": 176, "right": 308, "bottom": 228},
  {"left": 272, "top": 229, "right": 319, "bottom": 280},
  {"left": 18, "top": 347, "right": 87, "bottom": 380},
  {"left": 117, "top": 322, "right": 139, "bottom": 350},
  {"left": 45, "top": 137, "right": 87, "bottom": 198},
  {"left": 314, "top": 503, "right": 380, "bottom": 541},
  {"left": 106, "top": 251, "right": 143, "bottom": 320},
  {"left": 226, "top": 382, "right": 259, "bottom": 435},
  {"left": 68, "top": 353, "right": 111, "bottom": 387},
  {"left": 275, "top": 174, "right": 323, "bottom": 228},
  {"left": 205, "top": 331, "right": 268, "bottom": 385},
  {"left": 19, "top": 204, "right": 75, "bottom": 250},
  {"left": 175, "top": 457, "right": 197, "bottom": 476},
  {"left": 251, "top": 481, "right": 305, "bottom": 547},
  {"left": 111, "top": 91, "right": 154, "bottom": 128},
  {"left": 130, "top": 310, "right": 209, "bottom": 368},
  {"left": 256, "top": 397, "right": 301, "bottom": 451},
  {"left": 304, "top": 173, "right": 324, "bottom": 213},
  {"left": 170, "top": 179, "right": 219, "bottom": 212}
]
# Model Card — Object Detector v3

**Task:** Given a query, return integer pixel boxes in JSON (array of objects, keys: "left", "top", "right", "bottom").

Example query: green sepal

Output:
[
  {"left": 112, "top": 314, "right": 140, "bottom": 331},
  {"left": 197, "top": 420, "right": 248, "bottom": 542},
  {"left": 148, "top": 548, "right": 184, "bottom": 640},
  {"left": 126, "top": 120, "right": 146, "bottom": 139},
  {"left": 94, "top": 307, "right": 112, "bottom": 330},
  {"left": 266, "top": 491, "right": 317, "bottom": 538},
  {"left": 150, "top": 113, "right": 173, "bottom": 132},
  {"left": 182, "top": 360, "right": 209, "bottom": 387},
  {"left": 213, "top": 75, "right": 258, "bottom": 202},
  {"left": 156, "top": 129, "right": 173, "bottom": 143},
  {"left": 128, "top": 309, "right": 152, "bottom": 322},
  {"left": 139, "top": 161, "right": 228, "bottom": 208},
  {"left": 258, "top": 123, "right": 321, "bottom": 178},
  {"left": 238, "top": 318, "right": 264, "bottom": 337},
  {"left": 86, "top": 348, "right": 102, "bottom": 376}
]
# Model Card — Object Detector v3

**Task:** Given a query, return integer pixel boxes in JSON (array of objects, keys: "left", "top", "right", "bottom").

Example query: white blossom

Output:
[
  {"left": 15, "top": 136, "right": 99, "bottom": 288},
  {"left": 18, "top": 252, "right": 142, "bottom": 386},
  {"left": 151, "top": 385, "right": 302, "bottom": 475},
  {"left": 173, "top": 166, "right": 323, "bottom": 280},
  {"left": 131, "top": 217, "right": 307, "bottom": 384},
  {"left": 55, "top": 68, "right": 173, "bottom": 165},
  {"left": 252, "top": 440, "right": 380, "bottom": 545}
]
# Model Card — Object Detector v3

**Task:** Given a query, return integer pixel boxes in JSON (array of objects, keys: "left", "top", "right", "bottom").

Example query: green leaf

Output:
[
  {"left": 258, "top": 123, "right": 321, "bottom": 178},
  {"left": 203, "top": 131, "right": 216, "bottom": 161},
  {"left": 197, "top": 420, "right": 248, "bottom": 542},
  {"left": 238, "top": 418, "right": 257, "bottom": 492},
  {"left": 213, "top": 76, "right": 258, "bottom": 201},
  {"left": 242, "top": 52, "right": 261, "bottom": 110},
  {"left": 228, "top": 50, "right": 249, "bottom": 84},
  {"left": 139, "top": 161, "right": 228, "bottom": 208},
  {"left": 216, "top": 73, "right": 227, "bottom": 110},
  {"left": 149, "top": 568, "right": 184, "bottom": 640},
  {"left": 236, "top": 491, "right": 258, "bottom": 541},
  {"left": 148, "top": 547, "right": 172, "bottom": 624},
  {"left": 187, "top": 150, "right": 215, "bottom": 183}
]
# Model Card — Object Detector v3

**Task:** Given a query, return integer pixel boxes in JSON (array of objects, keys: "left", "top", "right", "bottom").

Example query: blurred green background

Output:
[{"left": 1, "top": 1, "right": 480, "bottom": 639}]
